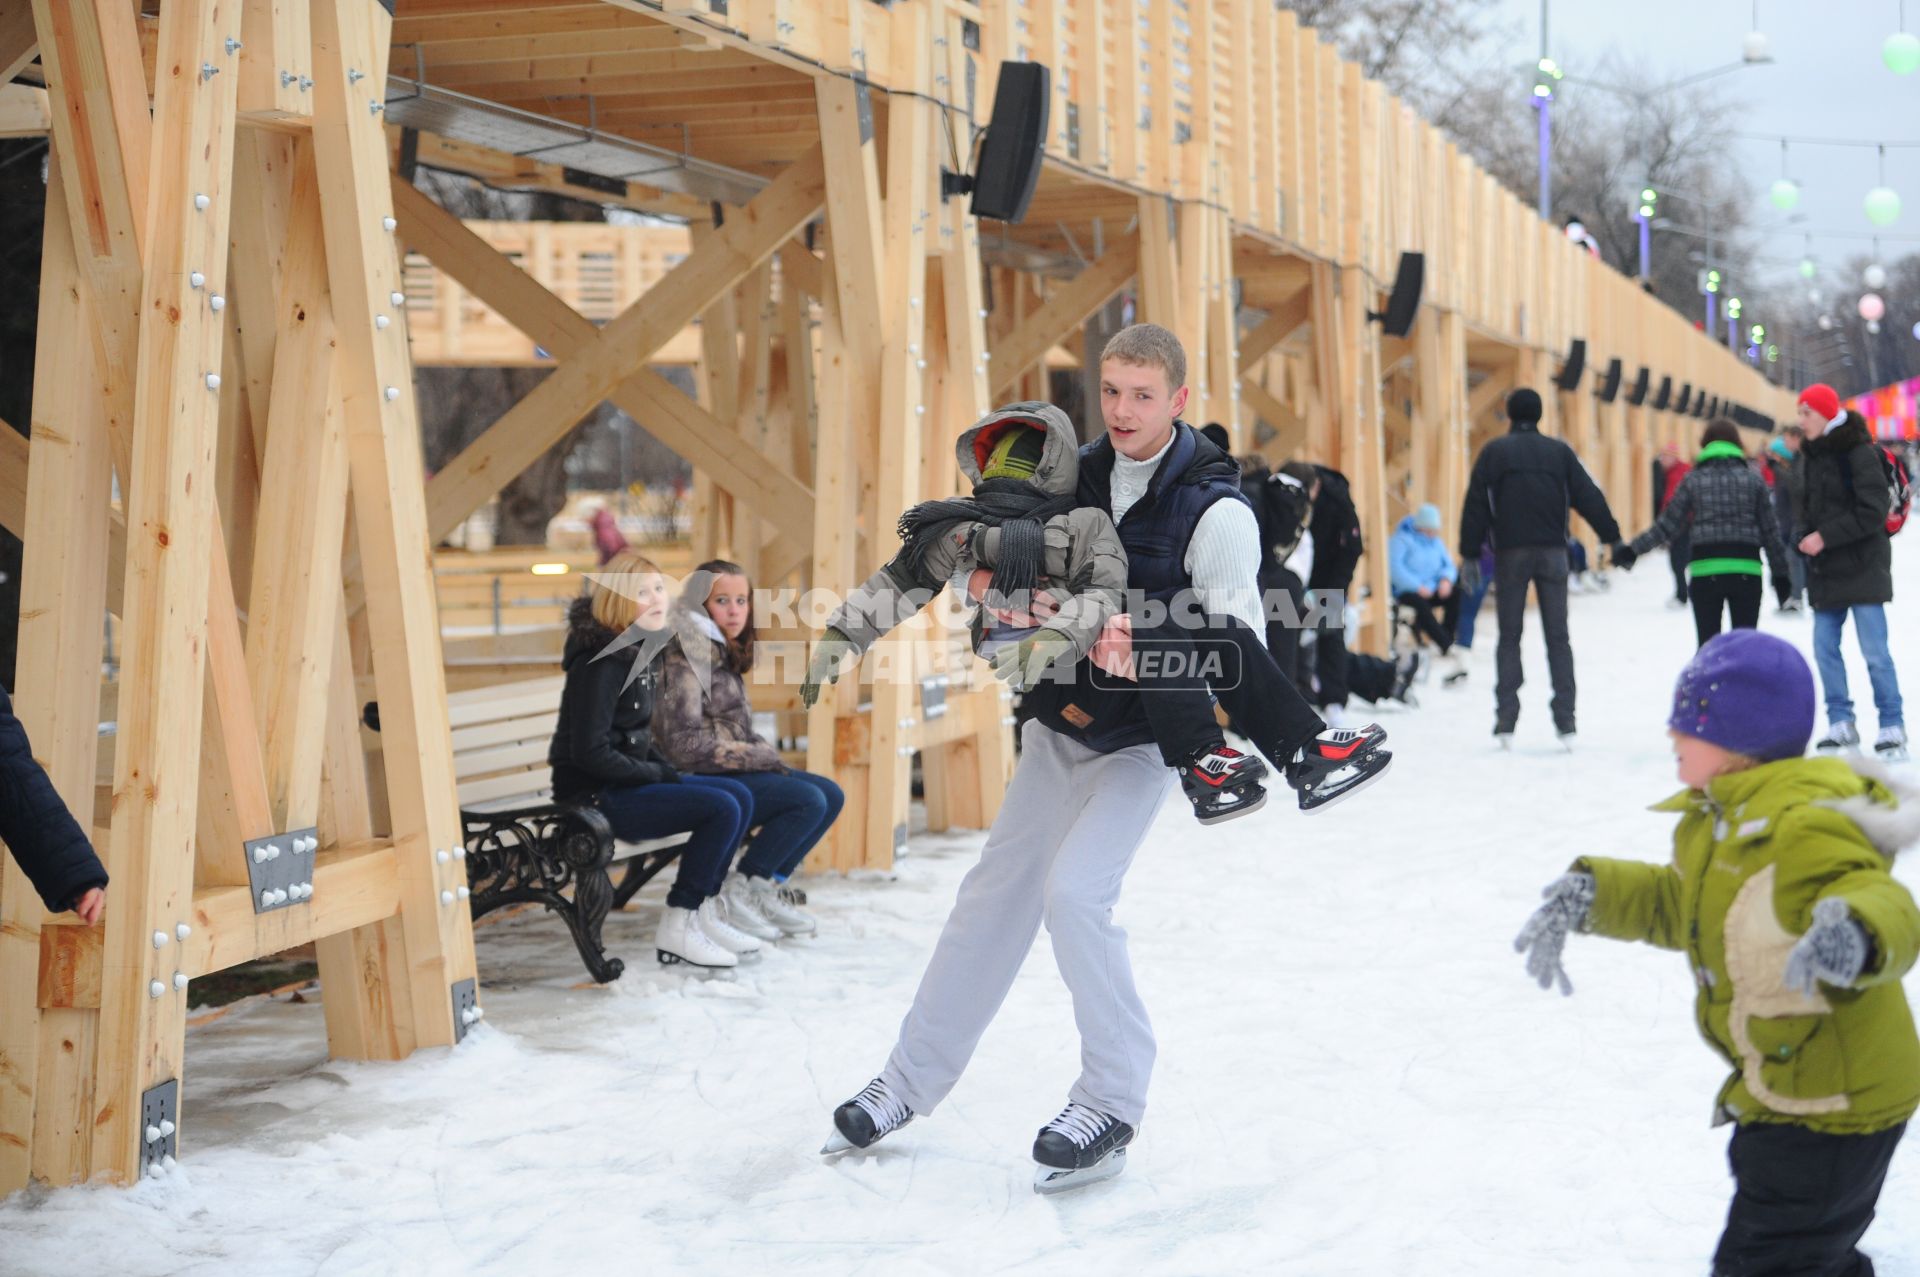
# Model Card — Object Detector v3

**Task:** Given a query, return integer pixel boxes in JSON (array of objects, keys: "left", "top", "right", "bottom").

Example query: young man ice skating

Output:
[{"left": 817, "top": 324, "right": 1390, "bottom": 1192}]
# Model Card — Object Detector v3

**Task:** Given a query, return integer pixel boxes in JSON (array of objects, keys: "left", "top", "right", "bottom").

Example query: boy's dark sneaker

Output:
[
  {"left": 1177, "top": 745, "right": 1269, "bottom": 825},
  {"left": 1285, "top": 725, "right": 1392, "bottom": 813}
]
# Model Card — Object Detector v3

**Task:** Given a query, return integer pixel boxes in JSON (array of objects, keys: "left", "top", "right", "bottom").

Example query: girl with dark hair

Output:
[
  {"left": 1614, "top": 421, "right": 1792, "bottom": 647},
  {"left": 656, "top": 560, "right": 843, "bottom": 937}
]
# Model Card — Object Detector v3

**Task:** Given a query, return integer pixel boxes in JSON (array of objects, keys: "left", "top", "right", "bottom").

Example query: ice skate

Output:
[
  {"left": 1438, "top": 651, "right": 1468, "bottom": 687},
  {"left": 746, "top": 876, "right": 817, "bottom": 935},
  {"left": 1177, "top": 745, "right": 1269, "bottom": 825},
  {"left": 717, "top": 875, "right": 783, "bottom": 941},
  {"left": 1284, "top": 724, "right": 1391, "bottom": 813},
  {"left": 1876, "top": 725, "right": 1910, "bottom": 764},
  {"left": 654, "top": 906, "right": 738, "bottom": 969},
  {"left": 1032, "top": 1102, "right": 1135, "bottom": 1195},
  {"left": 1388, "top": 650, "right": 1421, "bottom": 708},
  {"left": 1816, "top": 720, "right": 1862, "bottom": 756},
  {"left": 694, "top": 898, "right": 763, "bottom": 959},
  {"left": 1494, "top": 728, "right": 1513, "bottom": 751},
  {"left": 822, "top": 1077, "right": 914, "bottom": 1155},
  {"left": 1556, "top": 729, "right": 1576, "bottom": 754}
]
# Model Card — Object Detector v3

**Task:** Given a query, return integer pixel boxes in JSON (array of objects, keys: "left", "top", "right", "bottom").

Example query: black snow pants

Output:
[{"left": 1711, "top": 1120, "right": 1905, "bottom": 1277}]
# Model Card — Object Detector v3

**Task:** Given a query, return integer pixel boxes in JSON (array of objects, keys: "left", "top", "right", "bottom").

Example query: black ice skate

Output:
[
  {"left": 1032, "top": 1102, "right": 1135, "bottom": 1194},
  {"left": 1284, "top": 724, "right": 1392, "bottom": 813},
  {"left": 821, "top": 1077, "right": 914, "bottom": 1155},
  {"left": 1177, "top": 745, "right": 1269, "bottom": 825}
]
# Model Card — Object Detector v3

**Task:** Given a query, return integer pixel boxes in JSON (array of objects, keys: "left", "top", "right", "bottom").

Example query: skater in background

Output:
[
  {"left": 1792, "top": 384, "right": 1907, "bottom": 763},
  {"left": 654, "top": 560, "right": 836, "bottom": 938},
  {"left": 1457, "top": 387, "right": 1622, "bottom": 749},
  {"left": 1515, "top": 630, "right": 1918, "bottom": 1277},
  {"left": 587, "top": 504, "right": 630, "bottom": 566},
  {"left": 1656, "top": 442, "right": 1694, "bottom": 609},
  {"left": 1305, "top": 461, "right": 1365, "bottom": 727},
  {"left": 1254, "top": 461, "right": 1318, "bottom": 688},
  {"left": 0, "top": 685, "right": 107, "bottom": 926},
  {"left": 1612, "top": 420, "right": 1791, "bottom": 648},
  {"left": 816, "top": 324, "right": 1388, "bottom": 1194},
  {"left": 1765, "top": 428, "right": 1808, "bottom": 612},
  {"left": 1389, "top": 503, "right": 1465, "bottom": 685}
]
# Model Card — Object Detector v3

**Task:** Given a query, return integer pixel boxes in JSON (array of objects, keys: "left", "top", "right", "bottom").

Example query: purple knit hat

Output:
[{"left": 1669, "top": 630, "right": 1815, "bottom": 762}]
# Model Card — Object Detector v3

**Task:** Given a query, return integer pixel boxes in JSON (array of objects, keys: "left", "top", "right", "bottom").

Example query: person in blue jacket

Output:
[
  {"left": 1390, "top": 503, "right": 1466, "bottom": 685},
  {"left": 1, "top": 686, "right": 107, "bottom": 925}
]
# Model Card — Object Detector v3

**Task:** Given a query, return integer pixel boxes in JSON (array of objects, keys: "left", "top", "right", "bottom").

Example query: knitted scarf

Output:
[{"left": 896, "top": 477, "right": 1075, "bottom": 601}]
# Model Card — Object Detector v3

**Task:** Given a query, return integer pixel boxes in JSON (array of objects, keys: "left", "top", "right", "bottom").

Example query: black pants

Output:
[
  {"left": 1712, "top": 1121, "right": 1905, "bottom": 1277},
  {"left": 1395, "top": 590, "right": 1460, "bottom": 654},
  {"left": 1131, "top": 615, "right": 1326, "bottom": 770},
  {"left": 1671, "top": 533, "right": 1692, "bottom": 604},
  {"left": 1310, "top": 589, "right": 1351, "bottom": 709},
  {"left": 1690, "top": 573, "right": 1764, "bottom": 648},
  {"left": 1494, "top": 545, "right": 1575, "bottom": 734},
  {"left": 1264, "top": 569, "right": 1308, "bottom": 689},
  {"left": 1345, "top": 651, "right": 1401, "bottom": 704}
]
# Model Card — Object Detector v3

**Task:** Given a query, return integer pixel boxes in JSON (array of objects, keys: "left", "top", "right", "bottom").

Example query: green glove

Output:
[
  {"left": 800, "top": 628, "right": 860, "bottom": 709},
  {"left": 988, "top": 628, "right": 1075, "bottom": 691}
]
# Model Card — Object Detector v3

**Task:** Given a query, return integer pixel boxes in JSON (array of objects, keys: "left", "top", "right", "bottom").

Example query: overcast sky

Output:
[{"left": 1486, "top": 0, "right": 1920, "bottom": 293}]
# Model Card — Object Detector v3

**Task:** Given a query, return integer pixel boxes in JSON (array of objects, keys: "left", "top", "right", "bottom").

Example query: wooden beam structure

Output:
[{"left": 0, "top": 0, "right": 1800, "bottom": 1194}]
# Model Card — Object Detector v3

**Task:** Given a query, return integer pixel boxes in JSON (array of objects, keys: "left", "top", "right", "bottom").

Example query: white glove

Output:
[
  {"left": 1783, "top": 897, "right": 1871, "bottom": 998},
  {"left": 1514, "top": 872, "right": 1595, "bottom": 997}
]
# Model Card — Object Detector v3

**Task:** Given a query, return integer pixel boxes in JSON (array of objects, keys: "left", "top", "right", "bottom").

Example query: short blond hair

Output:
[
  {"left": 1101, "top": 322, "right": 1186, "bottom": 394},
  {"left": 589, "top": 549, "right": 663, "bottom": 632}
]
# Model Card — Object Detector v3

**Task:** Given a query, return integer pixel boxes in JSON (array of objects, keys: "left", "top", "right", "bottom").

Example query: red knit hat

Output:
[{"left": 1798, "top": 383, "right": 1841, "bottom": 422}]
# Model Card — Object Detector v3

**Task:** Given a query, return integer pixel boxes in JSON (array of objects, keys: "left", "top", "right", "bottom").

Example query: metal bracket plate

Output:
[
  {"left": 451, "top": 977, "right": 478, "bottom": 1045},
  {"left": 139, "top": 1078, "right": 179, "bottom": 1178},
  {"left": 918, "top": 674, "right": 950, "bottom": 721},
  {"left": 244, "top": 826, "right": 318, "bottom": 915}
]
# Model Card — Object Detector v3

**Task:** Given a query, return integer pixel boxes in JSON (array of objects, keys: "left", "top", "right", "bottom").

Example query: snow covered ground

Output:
[{"left": 6, "top": 549, "right": 1920, "bottom": 1276}]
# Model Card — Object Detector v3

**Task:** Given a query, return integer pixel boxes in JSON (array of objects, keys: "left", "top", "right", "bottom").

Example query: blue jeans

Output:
[
  {"left": 726, "top": 769, "right": 846, "bottom": 879},
  {"left": 1812, "top": 604, "right": 1904, "bottom": 730},
  {"left": 595, "top": 778, "right": 748, "bottom": 911}
]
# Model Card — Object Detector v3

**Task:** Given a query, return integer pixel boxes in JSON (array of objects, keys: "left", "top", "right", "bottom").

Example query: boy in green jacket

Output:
[{"left": 1515, "top": 629, "right": 1919, "bottom": 1276}]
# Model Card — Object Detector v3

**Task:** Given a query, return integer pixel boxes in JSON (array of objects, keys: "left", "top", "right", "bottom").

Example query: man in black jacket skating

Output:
[
  {"left": 1306, "top": 464, "right": 1364, "bottom": 724},
  {"left": 1458, "top": 388, "right": 1622, "bottom": 747}
]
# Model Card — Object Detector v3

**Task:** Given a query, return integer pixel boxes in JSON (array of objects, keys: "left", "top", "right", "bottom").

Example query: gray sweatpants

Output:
[{"left": 880, "top": 719, "right": 1174, "bottom": 1127}]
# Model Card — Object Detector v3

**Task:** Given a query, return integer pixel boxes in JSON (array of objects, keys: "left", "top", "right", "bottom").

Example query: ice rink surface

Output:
[{"left": 4, "top": 548, "right": 1917, "bottom": 1276}]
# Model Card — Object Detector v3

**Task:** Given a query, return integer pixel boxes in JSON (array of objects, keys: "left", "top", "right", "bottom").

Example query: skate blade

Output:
[
  {"left": 1296, "top": 753, "right": 1392, "bottom": 814},
  {"left": 1196, "top": 789, "right": 1267, "bottom": 825},
  {"left": 1876, "top": 748, "right": 1912, "bottom": 764},
  {"left": 820, "top": 1128, "right": 854, "bottom": 1155},
  {"left": 656, "top": 950, "right": 737, "bottom": 971},
  {"left": 1034, "top": 1147, "right": 1127, "bottom": 1195}
]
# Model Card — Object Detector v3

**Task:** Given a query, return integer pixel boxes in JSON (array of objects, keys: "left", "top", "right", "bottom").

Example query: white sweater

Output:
[{"left": 1109, "top": 434, "right": 1267, "bottom": 644}]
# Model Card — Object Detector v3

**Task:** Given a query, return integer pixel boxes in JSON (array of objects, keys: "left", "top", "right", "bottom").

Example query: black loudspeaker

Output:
[
  {"left": 1553, "top": 338, "right": 1587, "bottom": 391},
  {"left": 1627, "top": 366, "right": 1650, "bottom": 406},
  {"left": 1367, "top": 252, "right": 1425, "bottom": 338},
  {"left": 1653, "top": 375, "right": 1672, "bottom": 410},
  {"left": 1596, "top": 358, "right": 1623, "bottom": 403},
  {"left": 1675, "top": 383, "right": 1693, "bottom": 414},
  {"left": 1694, "top": 394, "right": 1709, "bottom": 419},
  {"left": 965, "top": 63, "right": 1050, "bottom": 224}
]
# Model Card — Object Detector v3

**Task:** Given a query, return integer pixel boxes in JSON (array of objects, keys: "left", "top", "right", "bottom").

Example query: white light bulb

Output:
[
  {"left": 457, "top": 885, "right": 470, "bottom": 899},
  {"left": 194, "top": 193, "right": 210, "bottom": 211},
  {"left": 385, "top": 386, "right": 400, "bottom": 401},
  {"left": 382, "top": 216, "right": 397, "bottom": 232},
  {"left": 390, "top": 291, "right": 405, "bottom": 306},
  {"left": 176, "top": 923, "right": 192, "bottom": 941},
  {"left": 149, "top": 980, "right": 166, "bottom": 998},
  {"left": 375, "top": 314, "right": 390, "bottom": 330},
  {"left": 153, "top": 931, "right": 169, "bottom": 949},
  {"left": 209, "top": 295, "right": 225, "bottom": 312},
  {"left": 172, "top": 972, "right": 188, "bottom": 990},
  {"left": 189, "top": 271, "right": 205, "bottom": 289},
  {"left": 205, "top": 373, "right": 221, "bottom": 391},
  {"left": 436, "top": 849, "right": 450, "bottom": 863},
  {"left": 441, "top": 890, "right": 454, "bottom": 904}
]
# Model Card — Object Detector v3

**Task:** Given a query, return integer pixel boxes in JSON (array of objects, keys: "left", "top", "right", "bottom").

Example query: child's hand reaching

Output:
[
  {"left": 1784, "top": 897, "right": 1871, "bottom": 997},
  {"left": 1514, "top": 872, "right": 1594, "bottom": 996},
  {"left": 72, "top": 887, "right": 105, "bottom": 927},
  {"left": 800, "top": 629, "right": 860, "bottom": 709}
]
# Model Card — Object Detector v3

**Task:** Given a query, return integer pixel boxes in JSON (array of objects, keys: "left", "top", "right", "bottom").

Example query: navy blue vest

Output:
[{"left": 1027, "top": 422, "right": 1247, "bottom": 753}]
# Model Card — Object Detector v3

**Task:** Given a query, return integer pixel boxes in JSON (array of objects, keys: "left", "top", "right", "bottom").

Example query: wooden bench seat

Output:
[{"left": 444, "top": 676, "right": 690, "bottom": 982}]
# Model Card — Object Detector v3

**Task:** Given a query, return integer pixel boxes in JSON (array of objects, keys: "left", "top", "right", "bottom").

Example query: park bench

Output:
[{"left": 443, "top": 676, "right": 690, "bottom": 982}]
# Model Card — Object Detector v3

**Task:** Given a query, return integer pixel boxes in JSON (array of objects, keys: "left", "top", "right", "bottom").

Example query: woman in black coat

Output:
[
  {"left": 550, "top": 552, "right": 761, "bottom": 969},
  {"left": 1, "top": 686, "right": 107, "bottom": 923}
]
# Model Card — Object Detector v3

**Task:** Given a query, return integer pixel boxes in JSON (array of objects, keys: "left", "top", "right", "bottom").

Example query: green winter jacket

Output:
[{"left": 1577, "top": 757, "right": 1920, "bottom": 1134}]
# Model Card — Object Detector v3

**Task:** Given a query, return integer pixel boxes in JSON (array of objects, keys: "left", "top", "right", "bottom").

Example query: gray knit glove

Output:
[
  {"left": 1783, "top": 897, "right": 1871, "bottom": 998},
  {"left": 1514, "top": 872, "right": 1595, "bottom": 997}
]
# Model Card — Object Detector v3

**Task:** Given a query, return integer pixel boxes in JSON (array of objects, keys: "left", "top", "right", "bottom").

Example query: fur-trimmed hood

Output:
[
  {"left": 1819, "top": 755, "right": 1920, "bottom": 859},
  {"left": 1803, "top": 410, "right": 1874, "bottom": 458},
  {"left": 955, "top": 401, "right": 1081, "bottom": 497}
]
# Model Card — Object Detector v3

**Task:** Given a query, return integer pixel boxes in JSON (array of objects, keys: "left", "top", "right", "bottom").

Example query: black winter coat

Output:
[
  {"left": 1458, "top": 422, "right": 1620, "bottom": 557},
  {"left": 1306, "top": 465, "right": 1363, "bottom": 591},
  {"left": 1794, "top": 412, "right": 1893, "bottom": 610},
  {"left": 0, "top": 685, "right": 108, "bottom": 912},
  {"left": 548, "top": 598, "right": 679, "bottom": 802}
]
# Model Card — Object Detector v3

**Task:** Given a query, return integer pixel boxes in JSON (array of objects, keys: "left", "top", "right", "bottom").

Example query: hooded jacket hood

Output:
[
  {"left": 956, "top": 402, "right": 1081, "bottom": 498},
  {"left": 1653, "top": 754, "right": 1920, "bottom": 859}
]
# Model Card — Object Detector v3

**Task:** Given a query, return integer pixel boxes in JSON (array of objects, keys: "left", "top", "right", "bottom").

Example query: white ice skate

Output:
[
  {"left": 1032, "top": 1102, "right": 1134, "bottom": 1195},
  {"left": 1817, "top": 721, "right": 1863, "bottom": 756},
  {"left": 655, "top": 906, "right": 738, "bottom": 969},
  {"left": 747, "top": 876, "right": 817, "bottom": 936},
  {"left": 1876, "top": 725, "right": 1910, "bottom": 764},
  {"left": 695, "top": 898, "right": 763, "bottom": 958},
  {"left": 718, "top": 875, "right": 783, "bottom": 941}
]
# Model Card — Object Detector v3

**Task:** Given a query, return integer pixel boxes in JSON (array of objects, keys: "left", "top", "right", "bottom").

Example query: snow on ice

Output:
[{"left": 3, "top": 551, "right": 1917, "bottom": 1275}]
